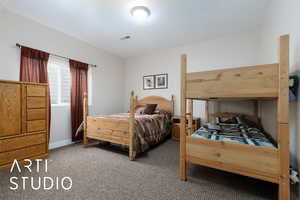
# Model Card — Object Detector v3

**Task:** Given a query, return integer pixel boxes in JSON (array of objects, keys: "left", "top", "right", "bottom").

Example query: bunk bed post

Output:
[
  {"left": 83, "top": 92, "right": 88, "bottom": 145},
  {"left": 277, "top": 35, "right": 290, "bottom": 200},
  {"left": 171, "top": 95, "right": 175, "bottom": 115},
  {"left": 187, "top": 99, "right": 193, "bottom": 136},
  {"left": 205, "top": 101, "right": 209, "bottom": 123},
  {"left": 129, "top": 91, "right": 136, "bottom": 161},
  {"left": 180, "top": 54, "right": 187, "bottom": 181}
]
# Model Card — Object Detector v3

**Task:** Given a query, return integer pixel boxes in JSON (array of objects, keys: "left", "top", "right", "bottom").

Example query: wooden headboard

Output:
[{"left": 136, "top": 95, "right": 175, "bottom": 114}]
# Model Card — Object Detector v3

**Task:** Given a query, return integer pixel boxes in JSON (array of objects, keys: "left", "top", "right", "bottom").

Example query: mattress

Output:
[{"left": 191, "top": 116, "right": 276, "bottom": 148}]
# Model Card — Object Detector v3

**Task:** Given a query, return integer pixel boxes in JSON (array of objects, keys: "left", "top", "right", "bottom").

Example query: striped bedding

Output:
[{"left": 191, "top": 116, "right": 276, "bottom": 148}]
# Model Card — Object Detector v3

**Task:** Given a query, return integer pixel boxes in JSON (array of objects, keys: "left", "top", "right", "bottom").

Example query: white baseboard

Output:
[{"left": 49, "top": 139, "right": 74, "bottom": 150}]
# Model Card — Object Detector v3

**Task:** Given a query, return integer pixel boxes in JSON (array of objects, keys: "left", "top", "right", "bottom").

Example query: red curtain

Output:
[
  {"left": 20, "top": 47, "right": 49, "bottom": 83},
  {"left": 70, "top": 59, "right": 88, "bottom": 141},
  {"left": 20, "top": 47, "right": 51, "bottom": 139}
]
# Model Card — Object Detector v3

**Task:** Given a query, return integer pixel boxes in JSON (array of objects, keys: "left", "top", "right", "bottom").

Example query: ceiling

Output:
[{"left": 1, "top": 0, "right": 270, "bottom": 58}]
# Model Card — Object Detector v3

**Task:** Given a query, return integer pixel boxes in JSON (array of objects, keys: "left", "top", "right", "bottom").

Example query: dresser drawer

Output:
[
  {"left": 27, "top": 97, "right": 46, "bottom": 109},
  {"left": 27, "top": 109, "right": 46, "bottom": 121},
  {"left": 27, "top": 85, "right": 46, "bottom": 97},
  {"left": 0, "top": 143, "right": 46, "bottom": 165},
  {"left": 0, "top": 133, "right": 46, "bottom": 153},
  {"left": 27, "top": 120, "right": 46, "bottom": 132}
]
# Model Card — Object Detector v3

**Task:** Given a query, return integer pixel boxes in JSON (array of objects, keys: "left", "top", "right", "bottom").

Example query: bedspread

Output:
[
  {"left": 106, "top": 113, "right": 172, "bottom": 154},
  {"left": 79, "top": 112, "right": 172, "bottom": 155}
]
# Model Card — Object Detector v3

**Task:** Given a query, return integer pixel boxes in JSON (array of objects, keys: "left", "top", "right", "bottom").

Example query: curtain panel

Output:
[
  {"left": 69, "top": 59, "right": 88, "bottom": 141},
  {"left": 20, "top": 47, "right": 50, "bottom": 83},
  {"left": 19, "top": 46, "right": 51, "bottom": 140}
]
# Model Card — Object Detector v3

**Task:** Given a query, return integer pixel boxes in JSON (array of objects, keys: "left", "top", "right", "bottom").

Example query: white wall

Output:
[
  {"left": 258, "top": 0, "right": 300, "bottom": 186},
  {"left": 124, "top": 30, "right": 262, "bottom": 118},
  {"left": 0, "top": 10, "right": 125, "bottom": 148}
]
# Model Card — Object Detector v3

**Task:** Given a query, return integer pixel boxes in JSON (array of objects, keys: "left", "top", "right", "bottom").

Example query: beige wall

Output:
[
  {"left": 124, "top": 30, "right": 262, "bottom": 119},
  {"left": 258, "top": 0, "right": 300, "bottom": 183}
]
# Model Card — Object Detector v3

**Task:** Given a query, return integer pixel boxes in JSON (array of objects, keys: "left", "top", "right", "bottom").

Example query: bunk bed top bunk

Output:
[
  {"left": 186, "top": 63, "right": 280, "bottom": 99},
  {"left": 180, "top": 35, "right": 290, "bottom": 200}
]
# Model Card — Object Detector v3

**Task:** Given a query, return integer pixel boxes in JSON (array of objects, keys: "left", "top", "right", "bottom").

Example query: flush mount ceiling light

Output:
[{"left": 130, "top": 6, "right": 151, "bottom": 21}]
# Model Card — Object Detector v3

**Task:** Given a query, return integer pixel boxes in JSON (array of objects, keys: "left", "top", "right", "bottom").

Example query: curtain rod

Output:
[{"left": 16, "top": 43, "right": 97, "bottom": 68}]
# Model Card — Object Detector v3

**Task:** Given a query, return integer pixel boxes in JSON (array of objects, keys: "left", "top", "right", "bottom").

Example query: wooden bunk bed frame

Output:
[
  {"left": 180, "top": 35, "right": 290, "bottom": 200},
  {"left": 83, "top": 91, "right": 174, "bottom": 160}
]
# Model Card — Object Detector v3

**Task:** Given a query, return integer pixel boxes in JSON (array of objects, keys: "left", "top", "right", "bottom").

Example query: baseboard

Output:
[{"left": 49, "top": 139, "right": 74, "bottom": 150}]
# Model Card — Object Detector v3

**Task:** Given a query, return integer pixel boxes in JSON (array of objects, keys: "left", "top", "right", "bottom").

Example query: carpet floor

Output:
[{"left": 0, "top": 139, "right": 276, "bottom": 200}]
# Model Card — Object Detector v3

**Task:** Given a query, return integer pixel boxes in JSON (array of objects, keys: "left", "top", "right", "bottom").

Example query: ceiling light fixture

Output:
[{"left": 130, "top": 6, "right": 151, "bottom": 21}]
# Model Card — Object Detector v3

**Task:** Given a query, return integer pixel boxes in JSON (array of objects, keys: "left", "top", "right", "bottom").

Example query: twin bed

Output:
[{"left": 82, "top": 92, "right": 174, "bottom": 160}]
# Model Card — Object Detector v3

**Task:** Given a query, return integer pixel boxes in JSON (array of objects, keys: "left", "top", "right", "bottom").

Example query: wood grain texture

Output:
[
  {"left": 0, "top": 144, "right": 46, "bottom": 165},
  {"left": 86, "top": 117, "right": 130, "bottom": 146},
  {"left": 0, "top": 133, "right": 46, "bottom": 153},
  {"left": 27, "top": 85, "right": 46, "bottom": 97},
  {"left": 136, "top": 95, "right": 174, "bottom": 114},
  {"left": 83, "top": 92, "right": 88, "bottom": 145},
  {"left": 186, "top": 137, "right": 280, "bottom": 183},
  {"left": 0, "top": 80, "right": 48, "bottom": 170},
  {"left": 277, "top": 35, "right": 290, "bottom": 200},
  {"left": 172, "top": 123, "right": 180, "bottom": 141},
  {"left": 27, "top": 120, "right": 46, "bottom": 132},
  {"left": 21, "top": 85, "right": 27, "bottom": 133},
  {"left": 187, "top": 99, "right": 193, "bottom": 136},
  {"left": 129, "top": 91, "right": 136, "bottom": 160},
  {"left": 277, "top": 35, "right": 289, "bottom": 123},
  {"left": 0, "top": 82, "right": 21, "bottom": 137},
  {"left": 180, "top": 54, "right": 187, "bottom": 181},
  {"left": 27, "top": 97, "right": 46, "bottom": 109},
  {"left": 0, "top": 153, "right": 48, "bottom": 171},
  {"left": 186, "top": 64, "right": 279, "bottom": 99},
  {"left": 27, "top": 109, "right": 46, "bottom": 121}
]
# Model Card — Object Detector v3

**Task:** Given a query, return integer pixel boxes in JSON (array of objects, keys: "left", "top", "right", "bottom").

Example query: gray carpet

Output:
[{"left": 0, "top": 139, "right": 276, "bottom": 200}]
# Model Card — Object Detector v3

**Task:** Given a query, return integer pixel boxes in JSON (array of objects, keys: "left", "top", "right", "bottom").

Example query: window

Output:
[
  {"left": 48, "top": 56, "right": 71, "bottom": 106},
  {"left": 47, "top": 55, "right": 92, "bottom": 106}
]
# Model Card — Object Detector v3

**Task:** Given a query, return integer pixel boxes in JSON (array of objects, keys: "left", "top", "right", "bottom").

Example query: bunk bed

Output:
[
  {"left": 180, "top": 35, "right": 290, "bottom": 200},
  {"left": 83, "top": 92, "right": 174, "bottom": 160}
]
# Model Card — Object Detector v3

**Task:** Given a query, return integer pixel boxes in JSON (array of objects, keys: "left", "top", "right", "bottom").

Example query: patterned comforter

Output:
[
  {"left": 105, "top": 112, "right": 172, "bottom": 154},
  {"left": 78, "top": 112, "right": 172, "bottom": 155},
  {"left": 192, "top": 115, "right": 276, "bottom": 148}
]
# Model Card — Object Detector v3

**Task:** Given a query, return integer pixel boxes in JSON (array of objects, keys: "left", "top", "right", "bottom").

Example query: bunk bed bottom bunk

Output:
[
  {"left": 185, "top": 135, "right": 280, "bottom": 184},
  {"left": 191, "top": 115, "right": 276, "bottom": 148}
]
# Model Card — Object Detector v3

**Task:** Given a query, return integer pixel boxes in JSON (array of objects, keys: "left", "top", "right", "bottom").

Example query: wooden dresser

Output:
[{"left": 0, "top": 80, "right": 49, "bottom": 170}]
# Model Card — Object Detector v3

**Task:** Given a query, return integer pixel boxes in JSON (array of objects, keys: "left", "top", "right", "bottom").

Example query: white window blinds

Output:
[{"left": 47, "top": 55, "right": 92, "bottom": 106}]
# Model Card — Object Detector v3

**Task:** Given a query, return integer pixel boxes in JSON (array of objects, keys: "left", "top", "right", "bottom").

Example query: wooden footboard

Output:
[
  {"left": 83, "top": 91, "right": 136, "bottom": 160},
  {"left": 86, "top": 117, "right": 130, "bottom": 145}
]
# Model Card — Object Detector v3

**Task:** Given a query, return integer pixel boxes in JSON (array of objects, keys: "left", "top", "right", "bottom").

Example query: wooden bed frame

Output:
[
  {"left": 83, "top": 91, "right": 174, "bottom": 160},
  {"left": 180, "top": 35, "right": 290, "bottom": 200}
]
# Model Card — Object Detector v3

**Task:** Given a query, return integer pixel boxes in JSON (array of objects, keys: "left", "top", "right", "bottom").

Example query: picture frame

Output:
[
  {"left": 143, "top": 75, "right": 155, "bottom": 90},
  {"left": 155, "top": 74, "right": 168, "bottom": 89}
]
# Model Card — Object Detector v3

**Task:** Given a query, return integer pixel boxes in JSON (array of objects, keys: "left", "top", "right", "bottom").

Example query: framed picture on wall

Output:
[
  {"left": 143, "top": 75, "right": 155, "bottom": 90},
  {"left": 155, "top": 74, "right": 168, "bottom": 89}
]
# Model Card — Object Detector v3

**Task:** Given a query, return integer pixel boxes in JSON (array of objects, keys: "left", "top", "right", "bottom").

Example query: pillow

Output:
[
  {"left": 143, "top": 104, "right": 157, "bottom": 115},
  {"left": 136, "top": 106, "right": 146, "bottom": 114}
]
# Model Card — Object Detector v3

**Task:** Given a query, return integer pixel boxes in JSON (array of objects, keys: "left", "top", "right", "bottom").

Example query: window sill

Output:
[
  {"left": 51, "top": 104, "right": 92, "bottom": 107},
  {"left": 51, "top": 104, "right": 70, "bottom": 107}
]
